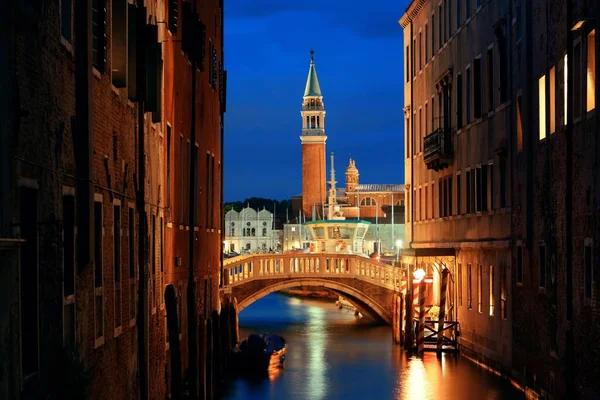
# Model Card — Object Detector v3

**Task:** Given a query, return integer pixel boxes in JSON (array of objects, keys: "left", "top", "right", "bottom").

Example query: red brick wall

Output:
[{"left": 302, "top": 143, "right": 326, "bottom": 217}]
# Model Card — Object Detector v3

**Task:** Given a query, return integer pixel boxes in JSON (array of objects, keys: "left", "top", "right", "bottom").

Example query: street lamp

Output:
[
  {"left": 413, "top": 268, "right": 426, "bottom": 283},
  {"left": 396, "top": 239, "right": 403, "bottom": 262}
]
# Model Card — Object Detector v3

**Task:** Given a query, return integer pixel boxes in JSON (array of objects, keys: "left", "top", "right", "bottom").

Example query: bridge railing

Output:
[{"left": 223, "top": 253, "right": 403, "bottom": 291}]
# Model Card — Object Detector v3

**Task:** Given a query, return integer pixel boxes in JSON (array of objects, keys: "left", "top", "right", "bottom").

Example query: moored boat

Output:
[{"left": 231, "top": 333, "right": 287, "bottom": 376}]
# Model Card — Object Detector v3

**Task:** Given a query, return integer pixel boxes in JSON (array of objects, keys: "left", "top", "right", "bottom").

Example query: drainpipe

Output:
[
  {"left": 135, "top": 3, "right": 149, "bottom": 399},
  {"left": 187, "top": 2, "right": 199, "bottom": 397},
  {"left": 564, "top": 0, "right": 575, "bottom": 395}
]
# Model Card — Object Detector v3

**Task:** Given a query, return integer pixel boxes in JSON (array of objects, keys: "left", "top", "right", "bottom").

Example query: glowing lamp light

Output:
[
  {"left": 413, "top": 268, "right": 426, "bottom": 282},
  {"left": 396, "top": 239, "right": 403, "bottom": 248}
]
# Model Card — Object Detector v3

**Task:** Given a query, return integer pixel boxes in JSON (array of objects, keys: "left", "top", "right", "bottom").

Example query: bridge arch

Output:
[{"left": 235, "top": 278, "right": 392, "bottom": 323}]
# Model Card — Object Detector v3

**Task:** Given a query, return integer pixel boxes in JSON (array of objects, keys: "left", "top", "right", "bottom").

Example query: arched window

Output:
[
  {"left": 231, "top": 227, "right": 235, "bottom": 236},
  {"left": 317, "top": 116, "right": 320, "bottom": 127},
  {"left": 251, "top": 228, "right": 256, "bottom": 237},
  {"left": 396, "top": 200, "right": 405, "bottom": 206},
  {"left": 262, "top": 227, "right": 267, "bottom": 236},
  {"left": 360, "top": 197, "right": 377, "bottom": 206}
]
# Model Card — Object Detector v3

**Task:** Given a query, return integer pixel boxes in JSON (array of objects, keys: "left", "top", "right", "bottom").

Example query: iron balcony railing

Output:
[{"left": 423, "top": 127, "right": 452, "bottom": 171}]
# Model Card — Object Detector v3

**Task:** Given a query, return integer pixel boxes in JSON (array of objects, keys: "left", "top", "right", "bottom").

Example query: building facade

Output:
[
  {"left": 0, "top": 0, "right": 225, "bottom": 399},
  {"left": 400, "top": 0, "right": 513, "bottom": 377},
  {"left": 401, "top": 0, "right": 599, "bottom": 397},
  {"left": 224, "top": 207, "right": 279, "bottom": 253}
]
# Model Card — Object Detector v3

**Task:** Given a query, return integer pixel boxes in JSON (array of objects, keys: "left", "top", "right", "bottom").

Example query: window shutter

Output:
[
  {"left": 168, "top": 0, "right": 178, "bottom": 34},
  {"left": 195, "top": 21, "right": 206, "bottom": 71},
  {"left": 152, "top": 56, "right": 163, "bottom": 123},
  {"left": 127, "top": 4, "right": 138, "bottom": 100},
  {"left": 181, "top": 2, "right": 194, "bottom": 56},
  {"left": 112, "top": 0, "right": 128, "bottom": 87},
  {"left": 145, "top": 24, "right": 159, "bottom": 112}
]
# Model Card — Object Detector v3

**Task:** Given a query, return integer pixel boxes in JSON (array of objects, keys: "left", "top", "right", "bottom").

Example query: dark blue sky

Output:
[{"left": 223, "top": 0, "right": 409, "bottom": 202}]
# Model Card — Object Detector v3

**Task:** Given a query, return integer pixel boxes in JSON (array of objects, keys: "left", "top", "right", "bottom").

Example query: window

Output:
[
  {"left": 211, "top": 155, "right": 215, "bottom": 228},
  {"left": 406, "top": 46, "right": 410, "bottom": 82},
  {"left": 499, "top": 157, "right": 507, "bottom": 208},
  {"left": 584, "top": 238, "right": 593, "bottom": 300},
  {"left": 20, "top": 186, "right": 39, "bottom": 376},
  {"left": 474, "top": 58, "right": 482, "bottom": 119},
  {"left": 431, "top": 182, "right": 435, "bottom": 219},
  {"left": 456, "top": 172, "right": 461, "bottom": 215},
  {"left": 111, "top": 0, "right": 127, "bottom": 87},
  {"left": 467, "top": 263, "right": 472, "bottom": 309},
  {"left": 499, "top": 39, "right": 508, "bottom": 102},
  {"left": 564, "top": 54, "right": 568, "bottom": 125},
  {"left": 61, "top": 0, "right": 73, "bottom": 42},
  {"left": 465, "top": 170, "right": 471, "bottom": 213},
  {"left": 94, "top": 200, "right": 104, "bottom": 342},
  {"left": 549, "top": 67, "right": 556, "bottom": 134},
  {"left": 179, "top": 135, "right": 184, "bottom": 223},
  {"left": 129, "top": 207, "right": 136, "bottom": 321},
  {"left": 412, "top": 38, "right": 416, "bottom": 78},
  {"left": 516, "top": 245, "right": 523, "bottom": 284},
  {"left": 210, "top": 41, "right": 218, "bottom": 90},
  {"left": 476, "top": 0, "right": 481, "bottom": 8},
  {"left": 587, "top": 30, "right": 596, "bottom": 112},
  {"left": 438, "top": 7, "right": 442, "bottom": 49},
  {"left": 63, "top": 194, "right": 76, "bottom": 347},
  {"left": 489, "top": 265, "right": 495, "bottom": 316},
  {"left": 501, "top": 265, "right": 507, "bottom": 319},
  {"left": 539, "top": 244, "right": 546, "bottom": 288},
  {"left": 205, "top": 152, "right": 211, "bottom": 225},
  {"left": 447, "top": 0, "right": 451, "bottom": 38},
  {"left": 406, "top": 116, "right": 410, "bottom": 158},
  {"left": 425, "top": 103, "right": 428, "bottom": 135},
  {"left": 538, "top": 75, "right": 547, "bottom": 140},
  {"left": 477, "top": 264, "right": 483, "bottom": 313},
  {"left": 419, "top": 31, "right": 423, "bottom": 70},
  {"left": 517, "top": 94, "right": 524, "bottom": 151},
  {"left": 425, "top": 24, "right": 428, "bottom": 64},
  {"left": 167, "top": 125, "right": 171, "bottom": 208},
  {"left": 487, "top": 162, "right": 494, "bottom": 211},
  {"left": 487, "top": 48, "right": 494, "bottom": 112},
  {"left": 114, "top": 203, "right": 122, "bottom": 330},
  {"left": 425, "top": 186, "right": 429, "bottom": 220},
  {"left": 419, "top": 108, "right": 423, "bottom": 152},
  {"left": 160, "top": 217, "right": 164, "bottom": 306},
  {"left": 458, "top": 263, "right": 463, "bottom": 306},
  {"left": 177, "top": 283, "right": 183, "bottom": 334},
  {"left": 92, "top": 0, "right": 107, "bottom": 73},
  {"left": 432, "top": 14, "right": 436, "bottom": 57},
  {"left": 466, "top": 67, "right": 472, "bottom": 123},
  {"left": 574, "top": 41, "right": 582, "bottom": 119},
  {"left": 448, "top": 176, "right": 453, "bottom": 216},
  {"left": 194, "top": 145, "right": 199, "bottom": 225},
  {"left": 360, "top": 197, "right": 377, "bottom": 206},
  {"left": 151, "top": 214, "right": 156, "bottom": 310},
  {"left": 457, "top": 0, "right": 461, "bottom": 28},
  {"left": 457, "top": 73, "right": 463, "bottom": 127},
  {"left": 186, "top": 141, "right": 191, "bottom": 223},
  {"left": 475, "top": 166, "right": 482, "bottom": 212}
]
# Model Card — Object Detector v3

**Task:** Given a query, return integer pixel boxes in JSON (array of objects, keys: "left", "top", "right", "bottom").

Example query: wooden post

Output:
[
  {"left": 205, "top": 317, "right": 213, "bottom": 400},
  {"left": 400, "top": 272, "right": 407, "bottom": 345},
  {"left": 396, "top": 295, "right": 402, "bottom": 344},
  {"left": 165, "top": 284, "right": 182, "bottom": 399},
  {"left": 404, "top": 266, "right": 413, "bottom": 350},
  {"left": 231, "top": 297, "right": 239, "bottom": 346},
  {"left": 417, "top": 280, "right": 426, "bottom": 355},
  {"left": 198, "top": 315, "right": 206, "bottom": 400},
  {"left": 437, "top": 268, "right": 449, "bottom": 353},
  {"left": 399, "top": 293, "right": 405, "bottom": 345},
  {"left": 392, "top": 293, "right": 398, "bottom": 343}
]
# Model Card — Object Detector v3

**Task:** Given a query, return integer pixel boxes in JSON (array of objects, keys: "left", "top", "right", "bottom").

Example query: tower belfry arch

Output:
[{"left": 300, "top": 50, "right": 327, "bottom": 218}]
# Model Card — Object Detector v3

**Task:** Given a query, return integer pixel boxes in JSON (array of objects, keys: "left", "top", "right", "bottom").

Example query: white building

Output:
[{"left": 224, "top": 206, "right": 279, "bottom": 253}]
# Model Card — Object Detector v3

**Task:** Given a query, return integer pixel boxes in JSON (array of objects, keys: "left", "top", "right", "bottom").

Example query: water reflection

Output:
[{"left": 222, "top": 293, "right": 522, "bottom": 400}]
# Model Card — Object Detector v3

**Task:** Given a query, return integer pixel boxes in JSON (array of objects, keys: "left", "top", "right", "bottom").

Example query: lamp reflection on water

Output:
[{"left": 306, "top": 305, "right": 328, "bottom": 400}]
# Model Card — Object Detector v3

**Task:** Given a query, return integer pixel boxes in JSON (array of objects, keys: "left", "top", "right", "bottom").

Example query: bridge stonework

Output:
[{"left": 222, "top": 253, "right": 404, "bottom": 324}]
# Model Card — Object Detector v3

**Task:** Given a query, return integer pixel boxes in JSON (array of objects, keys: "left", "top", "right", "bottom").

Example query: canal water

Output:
[{"left": 222, "top": 293, "right": 523, "bottom": 400}]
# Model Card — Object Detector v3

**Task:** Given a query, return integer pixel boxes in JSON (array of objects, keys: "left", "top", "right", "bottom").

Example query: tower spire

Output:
[{"left": 304, "top": 50, "right": 322, "bottom": 97}]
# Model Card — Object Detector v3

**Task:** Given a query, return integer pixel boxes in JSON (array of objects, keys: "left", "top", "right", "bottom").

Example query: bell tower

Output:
[
  {"left": 345, "top": 157, "right": 359, "bottom": 193},
  {"left": 300, "top": 50, "right": 327, "bottom": 218}
]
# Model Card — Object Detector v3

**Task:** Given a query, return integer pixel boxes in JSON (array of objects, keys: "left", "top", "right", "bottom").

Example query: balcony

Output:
[
  {"left": 423, "top": 127, "right": 452, "bottom": 171},
  {"left": 302, "top": 105, "right": 324, "bottom": 111}
]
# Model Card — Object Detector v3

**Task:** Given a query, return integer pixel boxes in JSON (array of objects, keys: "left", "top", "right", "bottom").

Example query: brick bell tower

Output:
[{"left": 300, "top": 50, "right": 327, "bottom": 218}]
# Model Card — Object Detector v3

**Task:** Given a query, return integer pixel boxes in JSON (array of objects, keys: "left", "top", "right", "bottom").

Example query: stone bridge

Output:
[{"left": 221, "top": 253, "right": 405, "bottom": 323}]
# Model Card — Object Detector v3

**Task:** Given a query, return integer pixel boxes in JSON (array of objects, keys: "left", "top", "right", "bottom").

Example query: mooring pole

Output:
[
  {"left": 437, "top": 268, "right": 449, "bottom": 353},
  {"left": 417, "top": 280, "right": 426, "bottom": 355}
]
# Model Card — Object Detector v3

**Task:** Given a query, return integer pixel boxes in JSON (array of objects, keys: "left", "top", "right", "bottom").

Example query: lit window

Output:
[
  {"left": 549, "top": 67, "right": 556, "bottom": 134},
  {"left": 489, "top": 265, "right": 495, "bottom": 316},
  {"left": 539, "top": 75, "right": 547, "bottom": 140},
  {"left": 587, "top": 30, "right": 596, "bottom": 112}
]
